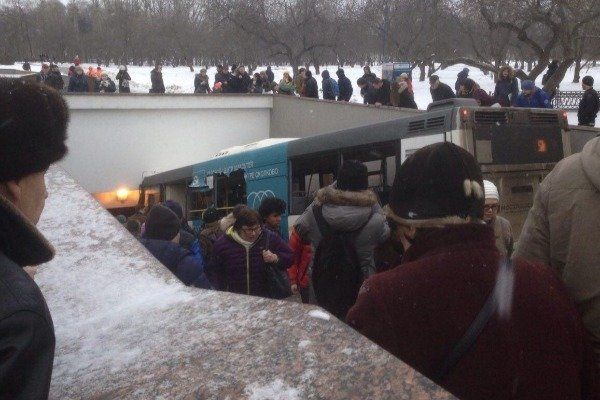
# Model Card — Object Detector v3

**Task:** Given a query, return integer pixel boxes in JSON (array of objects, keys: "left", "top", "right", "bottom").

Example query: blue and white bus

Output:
[{"left": 141, "top": 99, "right": 576, "bottom": 238}]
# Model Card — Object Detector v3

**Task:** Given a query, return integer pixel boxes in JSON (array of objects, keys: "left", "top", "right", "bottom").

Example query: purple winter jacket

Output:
[{"left": 208, "top": 228, "right": 293, "bottom": 297}]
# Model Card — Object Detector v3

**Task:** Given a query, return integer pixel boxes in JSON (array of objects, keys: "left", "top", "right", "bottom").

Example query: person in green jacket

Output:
[{"left": 277, "top": 71, "right": 295, "bottom": 95}]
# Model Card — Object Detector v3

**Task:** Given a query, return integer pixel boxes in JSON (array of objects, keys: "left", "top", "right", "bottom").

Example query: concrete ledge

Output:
[{"left": 37, "top": 167, "right": 454, "bottom": 399}]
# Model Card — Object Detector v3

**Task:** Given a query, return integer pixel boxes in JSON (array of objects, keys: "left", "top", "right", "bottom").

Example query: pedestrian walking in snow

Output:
[
  {"left": 336, "top": 68, "right": 353, "bottom": 101},
  {"left": 429, "top": 75, "right": 455, "bottom": 102},
  {"left": 0, "top": 78, "right": 70, "bottom": 399},
  {"left": 348, "top": 142, "right": 599, "bottom": 400},
  {"left": 578, "top": 76, "right": 599, "bottom": 127},
  {"left": 115, "top": 65, "right": 131, "bottom": 93},
  {"left": 150, "top": 64, "right": 165, "bottom": 94}
]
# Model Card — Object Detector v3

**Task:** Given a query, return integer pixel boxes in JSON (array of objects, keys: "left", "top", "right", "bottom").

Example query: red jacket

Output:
[
  {"left": 287, "top": 229, "right": 311, "bottom": 288},
  {"left": 347, "top": 224, "right": 599, "bottom": 400}
]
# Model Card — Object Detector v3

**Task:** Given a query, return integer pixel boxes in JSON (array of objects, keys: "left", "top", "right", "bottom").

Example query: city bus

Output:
[{"left": 141, "top": 99, "right": 574, "bottom": 239}]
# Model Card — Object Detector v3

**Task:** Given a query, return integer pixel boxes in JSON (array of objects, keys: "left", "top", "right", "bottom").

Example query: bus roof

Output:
[
  {"left": 287, "top": 107, "right": 454, "bottom": 158},
  {"left": 212, "top": 138, "right": 297, "bottom": 159}
]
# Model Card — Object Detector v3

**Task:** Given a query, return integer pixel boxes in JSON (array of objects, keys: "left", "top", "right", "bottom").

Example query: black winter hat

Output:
[
  {"left": 386, "top": 142, "right": 484, "bottom": 227},
  {"left": 202, "top": 206, "right": 220, "bottom": 224},
  {"left": 0, "top": 78, "right": 69, "bottom": 182},
  {"left": 163, "top": 200, "right": 183, "bottom": 220},
  {"left": 305, "top": 70, "right": 312, "bottom": 78},
  {"left": 336, "top": 69, "right": 345, "bottom": 78},
  {"left": 337, "top": 160, "right": 369, "bottom": 192},
  {"left": 144, "top": 205, "right": 181, "bottom": 241},
  {"left": 582, "top": 76, "right": 594, "bottom": 87}
]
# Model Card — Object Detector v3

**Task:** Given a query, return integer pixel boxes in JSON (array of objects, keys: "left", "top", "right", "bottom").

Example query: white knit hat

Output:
[{"left": 483, "top": 180, "right": 499, "bottom": 201}]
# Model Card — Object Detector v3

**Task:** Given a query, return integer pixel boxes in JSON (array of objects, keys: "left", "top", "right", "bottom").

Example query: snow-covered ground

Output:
[{"left": 3, "top": 61, "right": 599, "bottom": 126}]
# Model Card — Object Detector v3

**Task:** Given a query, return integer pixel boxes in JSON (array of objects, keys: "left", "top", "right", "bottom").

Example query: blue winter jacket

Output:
[
  {"left": 141, "top": 238, "right": 212, "bottom": 289},
  {"left": 322, "top": 72, "right": 337, "bottom": 100},
  {"left": 515, "top": 88, "right": 553, "bottom": 109}
]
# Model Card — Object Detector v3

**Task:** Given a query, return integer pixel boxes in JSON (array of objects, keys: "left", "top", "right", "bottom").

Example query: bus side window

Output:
[{"left": 290, "top": 152, "right": 339, "bottom": 214}]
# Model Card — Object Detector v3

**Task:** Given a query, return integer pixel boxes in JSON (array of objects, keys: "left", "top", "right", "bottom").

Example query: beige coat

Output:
[{"left": 515, "top": 136, "right": 600, "bottom": 362}]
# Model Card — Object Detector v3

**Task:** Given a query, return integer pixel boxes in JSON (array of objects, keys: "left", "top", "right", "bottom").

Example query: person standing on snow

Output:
[
  {"left": 45, "top": 64, "right": 64, "bottom": 92},
  {"left": 347, "top": 142, "right": 599, "bottom": 400},
  {"left": 459, "top": 78, "right": 495, "bottom": 107},
  {"left": 150, "top": 64, "right": 165, "bottom": 94},
  {"left": 266, "top": 66, "right": 275, "bottom": 84},
  {"left": 67, "top": 66, "right": 88, "bottom": 93},
  {"left": 115, "top": 65, "right": 131, "bottom": 93},
  {"left": 96, "top": 72, "right": 116, "bottom": 93},
  {"left": 303, "top": 70, "right": 319, "bottom": 99},
  {"left": 578, "top": 76, "right": 599, "bottom": 127},
  {"left": 321, "top": 70, "right": 337, "bottom": 100},
  {"left": 429, "top": 75, "right": 455, "bottom": 103},
  {"left": 494, "top": 65, "right": 519, "bottom": 107},
  {"left": 455, "top": 67, "right": 469, "bottom": 93},
  {"left": 336, "top": 68, "right": 353, "bottom": 101},
  {"left": 194, "top": 68, "right": 211, "bottom": 94},
  {"left": 276, "top": 71, "right": 295, "bottom": 95},
  {"left": 391, "top": 73, "right": 417, "bottom": 109}
]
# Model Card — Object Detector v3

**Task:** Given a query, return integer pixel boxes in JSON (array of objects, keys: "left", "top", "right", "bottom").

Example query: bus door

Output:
[{"left": 463, "top": 107, "right": 567, "bottom": 240}]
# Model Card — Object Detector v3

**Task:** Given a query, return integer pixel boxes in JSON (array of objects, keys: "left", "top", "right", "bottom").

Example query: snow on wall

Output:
[{"left": 35, "top": 166, "right": 454, "bottom": 399}]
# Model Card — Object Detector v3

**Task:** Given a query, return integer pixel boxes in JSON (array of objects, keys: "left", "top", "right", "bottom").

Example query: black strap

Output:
[{"left": 434, "top": 258, "right": 513, "bottom": 381}]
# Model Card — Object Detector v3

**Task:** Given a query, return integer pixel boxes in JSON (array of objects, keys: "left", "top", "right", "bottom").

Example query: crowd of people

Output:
[
  {"left": 2, "top": 67, "right": 600, "bottom": 398},
  {"left": 26, "top": 55, "right": 600, "bottom": 126}
]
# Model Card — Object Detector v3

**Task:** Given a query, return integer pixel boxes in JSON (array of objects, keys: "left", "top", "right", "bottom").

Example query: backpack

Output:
[
  {"left": 311, "top": 204, "right": 372, "bottom": 319},
  {"left": 332, "top": 79, "right": 340, "bottom": 97}
]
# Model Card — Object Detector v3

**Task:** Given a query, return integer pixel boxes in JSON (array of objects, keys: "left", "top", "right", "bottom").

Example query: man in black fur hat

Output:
[{"left": 0, "top": 78, "right": 69, "bottom": 399}]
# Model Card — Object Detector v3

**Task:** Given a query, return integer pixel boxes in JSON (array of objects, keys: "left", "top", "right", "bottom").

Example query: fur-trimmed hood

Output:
[
  {"left": 314, "top": 186, "right": 381, "bottom": 232},
  {"left": 0, "top": 193, "right": 54, "bottom": 266},
  {"left": 316, "top": 186, "right": 378, "bottom": 208},
  {"left": 219, "top": 212, "right": 236, "bottom": 233}
]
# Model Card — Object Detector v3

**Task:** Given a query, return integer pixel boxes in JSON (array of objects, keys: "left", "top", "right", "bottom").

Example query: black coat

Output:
[
  {"left": 377, "top": 79, "right": 391, "bottom": 105},
  {"left": 45, "top": 71, "right": 64, "bottom": 91},
  {"left": 266, "top": 67, "right": 275, "bottom": 83},
  {"left": 97, "top": 78, "right": 116, "bottom": 93},
  {"left": 430, "top": 82, "right": 455, "bottom": 102},
  {"left": 337, "top": 75, "right": 353, "bottom": 101},
  {"left": 150, "top": 69, "right": 165, "bottom": 93},
  {"left": 304, "top": 77, "right": 319, "bottom": 98},
  {"left": 68, "top": 74, "right": 88, "bottom": 93},
  {"left": 115, "top": 70, "right": 131, "bottom": 93},
  {"left": 494, "top": 78, "right": 519, "bottom": 107},
  {"left": 0, "top": 195, "right": 55, "bottom": 400},
  {"left": 396, "top": 89, "right": 418, "bottom": 109},
  {"left": 578, "top": 88, "right": 599, "bottom": 126},
  {"left": 229, "top": 73, "right": 251, "bottom": 93},
  {"left": 364, "top": 84, "right": 379, "bottom": 105}
]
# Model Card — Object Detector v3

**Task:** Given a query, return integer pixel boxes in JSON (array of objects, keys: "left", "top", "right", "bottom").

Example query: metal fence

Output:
[{"left": 552, "top": 90, "right": 584, "bottom": 110}]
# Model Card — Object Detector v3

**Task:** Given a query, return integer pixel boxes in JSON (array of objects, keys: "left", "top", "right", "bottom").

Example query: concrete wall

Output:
[
  {"left": 270, "top": 95, "right": 422, "bottom": 138},
  {"left": 61, "top": 94, "right": 272, "bottom": 194}
]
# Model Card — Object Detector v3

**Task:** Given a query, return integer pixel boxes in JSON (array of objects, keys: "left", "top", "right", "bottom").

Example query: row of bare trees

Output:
[{"left": 1, "top": 0, "right": 599, "bottom": 90}]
